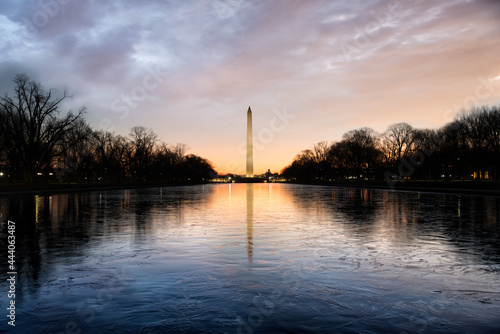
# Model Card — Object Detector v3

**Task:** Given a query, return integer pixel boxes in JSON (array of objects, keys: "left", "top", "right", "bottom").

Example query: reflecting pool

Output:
[{"left": 0, "top": 184, "right": 499, "bottom": 333}]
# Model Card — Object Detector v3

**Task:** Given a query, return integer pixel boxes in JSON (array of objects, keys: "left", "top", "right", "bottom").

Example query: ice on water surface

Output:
[{"left": 0, "top": 184, "right": 499, "bottom": 333}]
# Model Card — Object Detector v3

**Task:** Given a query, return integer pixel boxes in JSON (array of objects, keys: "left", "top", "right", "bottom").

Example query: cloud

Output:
[{"left": 0, "top": 0, "right": 499, "bottom": 173}]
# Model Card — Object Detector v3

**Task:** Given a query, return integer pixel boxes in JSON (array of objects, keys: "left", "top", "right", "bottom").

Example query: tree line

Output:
[
  {"left": 0, "top": 74, "right": 216, "bottom": 184},
  {"left": 281, "top": 105, "right": 500, "bottom": 182}
]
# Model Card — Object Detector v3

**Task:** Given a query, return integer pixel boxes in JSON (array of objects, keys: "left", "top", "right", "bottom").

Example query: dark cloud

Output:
[
  {"left": 1, "top": 0, "right": 499, "bottom": 173},
  {"left": 73, "top": 25, "right": 141, "bottom": 82},
  {"left": 7, "top": 0, "right": 103, "bottom": 39},
  {"left": 0, "top": 61, "right": 37, "bottom": 95}
]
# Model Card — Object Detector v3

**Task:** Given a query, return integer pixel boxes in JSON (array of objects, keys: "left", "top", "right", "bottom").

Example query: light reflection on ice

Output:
[{"left": 0, "top": 184, "right": 499, "bottom": 333}]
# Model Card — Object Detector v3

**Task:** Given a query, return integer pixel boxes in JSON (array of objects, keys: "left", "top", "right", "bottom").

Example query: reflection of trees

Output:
[
  {"left": 285, "top": 185, "right": 500, "bottom": 265},
  {"left": 0, "top": 196, "right": 43, "bottom": 295},
  {"left": 377, "top": 191, "right": 500, "bottom": 263},
  {"left": 333, "top": 188, "right": 378, "bottom": 226},
  {"left": 378, "top": 191, "right": 421, "bottom": 225},
  {"left": 285, "top": 185, "right": 333, "bottom": 217},
  {"left": 286, "top": 186, "right": 379, "bottom": 227},
  {"left": 436, "top": 195, "right": 500, "bottom": 262},
  {"left": 0, "top": 186, "right": 215, "bottom": 295},
  {"left": 133, "top": 189, "right": 153, "bottom": 243}
]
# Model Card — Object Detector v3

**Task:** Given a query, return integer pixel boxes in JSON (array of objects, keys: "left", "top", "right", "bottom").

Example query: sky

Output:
[{"left": 1, "top": 0, "right": 500, "bottom": 175}]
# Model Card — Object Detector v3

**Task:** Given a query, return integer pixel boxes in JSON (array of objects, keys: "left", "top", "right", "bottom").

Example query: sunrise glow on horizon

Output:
[{"left": 1, "top": 0, "right": 500, "bottom": 175}]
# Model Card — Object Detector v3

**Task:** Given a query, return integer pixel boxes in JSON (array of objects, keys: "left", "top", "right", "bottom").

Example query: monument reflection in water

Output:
[
  {"left": 0, "top": 184, "right": 499, "bottom": 333},
  {"left": 247, "top": 184, "right": 253, "bottom": 263}
]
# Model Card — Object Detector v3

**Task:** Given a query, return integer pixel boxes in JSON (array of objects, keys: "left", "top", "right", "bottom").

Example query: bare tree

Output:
[
  {"left": 329, "top": 141, "right": 350, "bottom": 177},
  {"left": 129, "top": 126, "right": 158, "bottom": 182},
  {"left": 341, "top": 127, "right": 382, "bottom": 178},
  {"left": 110, "top": 135, "right": 131, "bottom": 182},
  {"left": 382, "top": 122, "right": 415, "bottom": 165},
  {"left": 457, "top": 107, "right": 488, "bottom": 153},
  {"left": 455, "top": 106, "right": 500, "bottom": 179},
  {"left": 312, "top": 141, "right": 330, "bottom": 164},
  {"left": 56, "top": 118, "right": 93, "bottom": 183},
  {"left": 311, "top": 141, "right": 333, "bottom": 178},
  {"left": 0, "top": 73, "right": 87, "bottom": 182},
  {"left": 281, "top": 105, "right": 500, "bottom": 183},
  {"left": 483, "top": 106, "right": 500, "bottom": 179},
  {"left": 182, "top": 154, "right": 216, "bottom": 182},
  {"left": 91, "top": 130, "right": 120, "bottom": 182},
  {"left": 172, "top": 143, "right": 189, "bottom": 164}
]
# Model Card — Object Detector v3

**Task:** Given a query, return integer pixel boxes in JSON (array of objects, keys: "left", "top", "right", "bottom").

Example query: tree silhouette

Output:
[
  {"left": 340, "top": 127, "right": 382, "bottom": 178},
  {"left": 282, "top": 105, "right": 500, "bottom": 183},
  {"left": 129, "top": 126, "right": 158, "bottom": 182},
  {"left": 182, "top": 154, "right": 216, "bottom": 182},
  {"left": 0, "top": 74, "right": 87, "bottom": 182},
  {"left": 383, "top": 123, "right": 414, "bottom": 165}
]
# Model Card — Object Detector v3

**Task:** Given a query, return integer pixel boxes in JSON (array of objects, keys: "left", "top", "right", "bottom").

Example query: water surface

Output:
[{"left": 1, "top": 184, "right": 499, "bottom": 333}]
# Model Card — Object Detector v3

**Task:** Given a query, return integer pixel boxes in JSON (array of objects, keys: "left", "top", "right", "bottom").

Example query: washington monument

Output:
[{"left": 246, "top": 106, "right": 253, "bottom": 177}]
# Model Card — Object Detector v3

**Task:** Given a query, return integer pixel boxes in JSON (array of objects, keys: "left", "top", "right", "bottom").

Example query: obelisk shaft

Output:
[{"left": 246, "top": 107, "right": 253, "bottom": 177}]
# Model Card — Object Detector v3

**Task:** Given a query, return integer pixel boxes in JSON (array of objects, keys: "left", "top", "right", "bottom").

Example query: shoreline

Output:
[
  {"left": 287, "top": 180, "right": 500, "bottom": 196},
  {"left": 1, "top": 180, "right": 499, "bottom": 197},
  {"left": 0, "top": 182, "right": 208, "bottom": 196}
]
